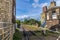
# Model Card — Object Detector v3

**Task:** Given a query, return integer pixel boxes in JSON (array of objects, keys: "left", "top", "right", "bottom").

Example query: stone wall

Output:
[
  {"left": 0, "top": 0, "right": 14, "bottom": 23},
  {"left": 0, "top": 0, "right": 16, "bottom": 40},
  {"left": 46, "top": 20, "right": 59, "bottom": 28}
]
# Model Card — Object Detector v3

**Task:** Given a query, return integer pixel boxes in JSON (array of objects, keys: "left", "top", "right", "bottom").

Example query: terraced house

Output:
[
  {"left": 41, "top": 0, "right": 60, "bottom": 31},
  {"left": 0, "top": 0, "right": 16, "bottom": 40}
]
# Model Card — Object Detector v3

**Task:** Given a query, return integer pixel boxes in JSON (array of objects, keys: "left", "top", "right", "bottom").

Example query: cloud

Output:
[
  {"left": 32, "top": 3, "right": 39, "bottom": 8},
  {"left": 16, "top": 14, "right": 40, "bottom": 19},
  {"left": 32, "top": 0, "right": 48, "bottom": 8},
  {"left": 42, "top": 3, "right": 48, "bottom": 7},
  {"left": 34, "top": 0, "right": 39, "bottom": 3},
  {"left": 56, "top": 0, "right": 60, "bottom": 6},
  {"left": 32, "top": 2, "right": 48, "bottom": 8},
  {"left": 16, "top": 15, "right": 29, "bottom": 19},
  {"left": 32, "top": 0, "right": 40, "bottom": 8}
]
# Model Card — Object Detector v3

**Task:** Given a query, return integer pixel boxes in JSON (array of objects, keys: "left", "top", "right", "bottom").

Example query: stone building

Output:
[
  {"left": 41, "top": 1, "right": 60, "bottom": 30},
  {"left": 0, "top": 0, "right": 16, "bottom": 40}
]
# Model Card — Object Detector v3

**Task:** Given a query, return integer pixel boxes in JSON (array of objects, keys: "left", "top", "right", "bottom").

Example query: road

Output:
[{"left": 19, "top": 25, "right": 24, "bottom": 31}]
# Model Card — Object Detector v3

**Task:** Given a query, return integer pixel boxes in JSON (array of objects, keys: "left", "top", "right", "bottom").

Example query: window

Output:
[
  {"left": 52, "top": 11, "right": 55, "bottom": 13},
  {"left": 52, "top": 13, "right": 57, "bottom": 19},
  {"left": 52, "top": 11, "right": 57, "bottom": 19},
  {"left": 47, "top": 13, "right": 49, "bottom": 20}
]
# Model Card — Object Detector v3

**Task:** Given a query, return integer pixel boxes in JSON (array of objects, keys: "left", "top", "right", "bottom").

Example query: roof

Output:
[{"left": 46, "top": 6, "right": 60, "bottom": 12}]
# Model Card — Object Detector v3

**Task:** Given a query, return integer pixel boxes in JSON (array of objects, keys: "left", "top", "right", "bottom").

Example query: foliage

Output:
[
  {"left": 16, "top": 20, "right": 20, "bottom": 28},
  {"left": 13, "top": 29, "right": 23, "bottom": 40},
  {"left": 23, "top": 18, "right": 41, "bottom": 26},
  {"left": 23, "top": 18, "right": 28, "bottom": 24}
]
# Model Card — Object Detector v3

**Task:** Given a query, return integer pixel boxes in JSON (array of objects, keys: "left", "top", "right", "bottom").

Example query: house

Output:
[{"left": 41, "top": 0, "right": 60, "bottom": 31}]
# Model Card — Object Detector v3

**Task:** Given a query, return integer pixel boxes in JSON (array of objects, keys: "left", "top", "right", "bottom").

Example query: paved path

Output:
[
  {"left": 19, "top": 24, "right": 60, "bottom": 40},
  {"left": 21, "top": 25, "right": 46, "bottom": 40},
  {"left": 56, "top": 36, "right": 60, "bottom": 40},
  {"left": 19, "top": 25, "right": 24, "bottom": 31}
]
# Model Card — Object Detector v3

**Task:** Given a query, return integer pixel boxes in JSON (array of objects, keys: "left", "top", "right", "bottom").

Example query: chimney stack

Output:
[
  {"left": 51, "top": 0, "right": 56, "bottom": 7},
  {"left": 43, "top": 6, "right": 47, "bottom": 12}
]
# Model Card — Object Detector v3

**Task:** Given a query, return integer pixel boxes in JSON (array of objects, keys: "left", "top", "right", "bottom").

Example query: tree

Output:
[
  {"left": 37, "top": 21, "right": 41, "bottom": 27},
  {"left": 16, "top": 20, "right": 20, "bottom": 28},
  {"left": 28, "top": 19, "right": 36, "bottom": 25},
  {"left": 23, "top": 18, "right": 28, "bottom": 24},
  {"left": 23, "top": 18, "right": 41, "bottom": 27}
]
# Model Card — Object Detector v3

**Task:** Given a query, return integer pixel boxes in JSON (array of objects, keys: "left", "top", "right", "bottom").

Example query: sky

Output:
[{"left": 16, "top": 0, "right": 60, "bottom": 20}]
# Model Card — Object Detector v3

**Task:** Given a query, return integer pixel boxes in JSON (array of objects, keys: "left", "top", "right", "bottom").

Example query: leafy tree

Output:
[
  {"left": 28, "top": 19, "right": 36, "bottom": 25},
  {"left": 23, "top": 18, "right": 41, "bottom": 27},
  {"left": 37, "top": 21, "right": 41, "bottom": 27},
  {"left": 16, "top": 20, "right": 20, "bottom": 28},
  {"left": 24, "top": 18, "right": 28, "bottom": 24}
]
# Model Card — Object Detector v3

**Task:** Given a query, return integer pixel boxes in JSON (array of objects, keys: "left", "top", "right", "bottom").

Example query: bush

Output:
[{"left": 13, "top": 29, "right": 23, "bottom": 40}]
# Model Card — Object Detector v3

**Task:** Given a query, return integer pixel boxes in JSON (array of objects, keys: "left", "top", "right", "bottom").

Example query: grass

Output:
[
  {"left": 44, "top": 30, "right": 60, "bottom": 40},
  {"left": 34, "top": 31, "right": 43, "bottom": 36},
  {"left": 13, "top": 29, "right": 23, "bottom": 40},
  {"left": 32, "top": 30, "right": 60, "bottom": 38},
  {"left": 16, "top": 25, "right": 60, "bottom": 40},
  {"left": 27, "top": 25, "right": 40, "bottom": 31},
  {"left": 33, "top": 30, "right": 60, "bottom": 40},
  {"left": 23, "top": 25, "right": 60, "bottom": 36}
]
